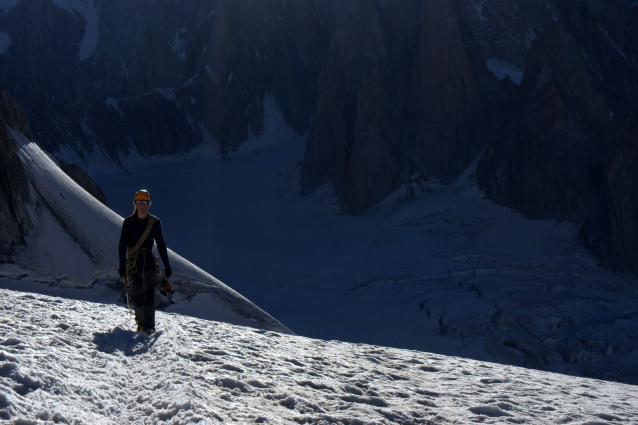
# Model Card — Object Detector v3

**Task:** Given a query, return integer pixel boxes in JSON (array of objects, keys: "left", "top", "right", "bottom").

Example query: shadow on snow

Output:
[{"left": 92, "top": 326, "right": 162, "bottom": 356}]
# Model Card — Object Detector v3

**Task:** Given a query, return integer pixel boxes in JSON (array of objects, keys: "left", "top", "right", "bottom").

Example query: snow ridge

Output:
[{"left": 8, "top": 127, "right": 290, "bottom": 334}]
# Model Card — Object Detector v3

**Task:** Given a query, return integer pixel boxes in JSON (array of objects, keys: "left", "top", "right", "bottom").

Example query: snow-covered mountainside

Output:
[
  {"left": 5, "top": 125, "right": 290, "bottom": 335},
  {"left": 1, "top": 287, "right": 636, "bottom": 424}
]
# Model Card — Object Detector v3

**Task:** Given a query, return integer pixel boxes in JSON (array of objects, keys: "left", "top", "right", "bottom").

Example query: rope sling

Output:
[{"left": 123, "top": 215, "right": 157, "bottom": 315}]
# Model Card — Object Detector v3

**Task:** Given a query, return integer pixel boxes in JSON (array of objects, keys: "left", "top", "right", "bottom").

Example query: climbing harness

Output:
[
  {"left": 126, "top": 215, "right": 157, "bottom": 276},
  {"left": 123, "top": 215, "right": 157, "bottom": 316}
]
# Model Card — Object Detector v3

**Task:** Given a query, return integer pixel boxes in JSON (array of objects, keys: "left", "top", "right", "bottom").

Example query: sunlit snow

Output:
[{"left": 0, "top": 287, "right": 635, "bottom": 423}]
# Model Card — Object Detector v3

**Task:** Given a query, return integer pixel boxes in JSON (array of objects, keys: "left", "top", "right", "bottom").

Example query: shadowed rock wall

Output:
[
  {"left": 0, "top": 86, "right": 32, "bottom": 261},
  {"left": 1, "top": 0, "right": 637, "bottom": 277},
  {"left": 0, "top": 0, "right": 337, "bottom": 158}
]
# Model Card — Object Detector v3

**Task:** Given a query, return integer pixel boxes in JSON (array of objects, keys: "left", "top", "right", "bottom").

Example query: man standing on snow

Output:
[{"left": 118, "top": 189, "right": 172, "bottom": 334}]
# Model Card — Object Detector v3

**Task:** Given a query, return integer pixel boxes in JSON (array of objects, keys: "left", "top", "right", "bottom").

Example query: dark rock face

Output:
[
  {"left": 0, "top": 84, "right": 32, "bottom": 140},
  {"left": 476, "top": 25, "right": 611, "bottom": 222},
  {"left": 301, "top": 0, "right": 556, "bottom": 213},
  {"left": 300, "top": 1, "right": 418, "bottom": 214},
  {"left": 1, "top": 0, "right": 637, "bottom": 278},
  {"left": 403, "top": 0, "right": 483, "bottom": 183},
  {"left": 0, "top": 84, "right": 111, "bottom": 262},
  {"left": 54, "top": 157, "right": 110, "bottom": 207},
  {"left": 0, "top": 0, "right": 336, "bottom": 158},
  {"left": 300, "top": 0, "right": 638, "bottom": 277},
  {"left": 476, "top": 1, "right": 638, "bottom": 276},
  {"left": 301, "top": 0, "right": 491, "bottom": 214},
  {"left": 0, "top": 86, "right": 32, "bottom": 261},
  {"left": 581, "top": 112, "right": 638, "bottom": 276}
]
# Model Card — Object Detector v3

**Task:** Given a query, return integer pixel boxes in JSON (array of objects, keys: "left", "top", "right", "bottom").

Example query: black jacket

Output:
[{"left": 118, "top": 214, "right": 170, "bottom": 269}]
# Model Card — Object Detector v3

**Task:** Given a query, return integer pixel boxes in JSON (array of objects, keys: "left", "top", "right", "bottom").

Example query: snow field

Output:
[{"left": 0, "top": 288, "right": 637, "bottom": 424}]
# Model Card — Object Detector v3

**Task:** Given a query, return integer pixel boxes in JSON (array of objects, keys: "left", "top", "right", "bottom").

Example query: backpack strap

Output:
[{"left": 126, "top": 215, "right": 157, "bottom": 274}]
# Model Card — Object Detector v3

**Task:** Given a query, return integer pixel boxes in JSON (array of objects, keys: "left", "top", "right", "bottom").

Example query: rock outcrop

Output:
[
  {"left": 54, "top": 157, "right": 110, "bottom": 207},
  {"left": 301, "top": 0, "right": 491, "bottom": 214},
  {"left": 475, "top": 25, "right": 611, "bottom": 222},
  {"left": 301, "top": 1, "right": 419, "bottom": 214},
  {"left": 580, "top": 111, "right": 638, "bottom": 276},
  {"left": 477, "top": 1, "right": 638, "bottom": 277},
  {"left": 403, "top": 0, "right": 484, "bottom": 183},
  {"left": 0, "top": 85, "right": 109, "bottom": 262},
  {"left": 0, "top": 86, "right": 32, "bottom": 261}
]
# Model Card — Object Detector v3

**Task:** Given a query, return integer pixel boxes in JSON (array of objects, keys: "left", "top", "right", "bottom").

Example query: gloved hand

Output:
[
  {"left": 164, "top": 265, "right": 172, "bottom": 278},
  {"left": 118, "top": 264, "right": 126, "bottom": 277}
]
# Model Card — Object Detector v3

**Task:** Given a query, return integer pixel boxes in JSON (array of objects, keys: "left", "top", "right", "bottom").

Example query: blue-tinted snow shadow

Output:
[{"left": 92, "top": 327, "right": 161, "bottom": 356}]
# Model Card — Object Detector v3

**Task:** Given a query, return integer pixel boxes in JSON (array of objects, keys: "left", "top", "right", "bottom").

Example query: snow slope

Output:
[
  {"left": 7, "top": 126, "right": 291, "bottom": 335},
  {"left": 0, "top": 287, "right": 636, "bottom": 424}
]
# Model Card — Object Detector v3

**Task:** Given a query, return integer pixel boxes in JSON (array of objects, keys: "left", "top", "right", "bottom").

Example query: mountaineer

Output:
[{"left": 118, "top": 189, "right": 172, "bottom": 334}]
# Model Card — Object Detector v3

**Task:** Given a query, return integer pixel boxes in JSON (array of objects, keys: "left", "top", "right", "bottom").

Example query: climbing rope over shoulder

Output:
[
  {"left": 122, "top": 215, "right": 157, "bottom": 316},
  {"left": 126, "top": 215, "right": 158, "bottom": 276}
]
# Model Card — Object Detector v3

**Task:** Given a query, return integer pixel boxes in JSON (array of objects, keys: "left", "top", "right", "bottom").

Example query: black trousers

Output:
[{"left": 129, "top": 261, "right": 156, "bottom": 329}]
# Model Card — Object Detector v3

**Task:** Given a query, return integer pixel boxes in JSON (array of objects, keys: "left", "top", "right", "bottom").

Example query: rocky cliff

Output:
[
  {"left": 302, "top": 0, "right": 638, "bottom": 277},
  {"left": 1, "top": 0, "right": 637, "bottom": 277},
  {"left": 475, "top": 25, "right": 611, "bottom": 222},
  {"left": 0, "top": 86, "right": 32, "bottom": 261},
  {"left": 0, "top": 0, "right": 339, "bottom": 158},
  {"left": 477, "top": 1, "right": 638, "bottom": 276},
  {"left": 300, "top": 1, "right": 419, "bottom": 214},
  {"left": 301, "top": 0, "right": 559, "bottom": 213}
]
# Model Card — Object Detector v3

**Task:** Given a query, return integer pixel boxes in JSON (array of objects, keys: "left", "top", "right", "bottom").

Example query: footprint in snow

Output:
[
  {"left": 203, "top": 349, "right": 229, "bottom": 356},
  {"left": 245, "top": 379, "right": 270, "bottom": 389},
  {"left": 416, "top": 399, "right": 437, "bottom": 407},
  {"left": 480, "top": 378, "right": 508, "bottom": 384},
  {"left": 594, "top": 413, "right": 622, "bottom": 421},
  {"left": 416, "top": 389, "right": 442, "bottom": 397},
  {"left": 419, "top": 365, "right": 439, "bottom": 373},
  {"left": 0, "top": 363, "right": 43, "bottom": 396},
  {"left": 216, "top": 377, "right": 253, "bottom": 393},
  {"left": 337, "top": 394, "right": 389, "bottom": 407},
  {"left": 298, "top": 380, "right": 334, "bottom": 391},
  {"left": 220, "top": 363, "right": 244, "bottom": 373},
  {"left": 387, "top": 372, "right": 409, "bottom": 381},
  {"left": 469, "top": 405, "right": 512, "bottom": 417},
  {"left": 284, "top": 358, "right": 304, "bottom": 367}
]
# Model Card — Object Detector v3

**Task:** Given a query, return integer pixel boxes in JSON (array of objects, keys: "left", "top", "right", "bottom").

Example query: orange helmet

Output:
[{"left": 134, "top": 190, "right": 151, "bottom": 202}]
